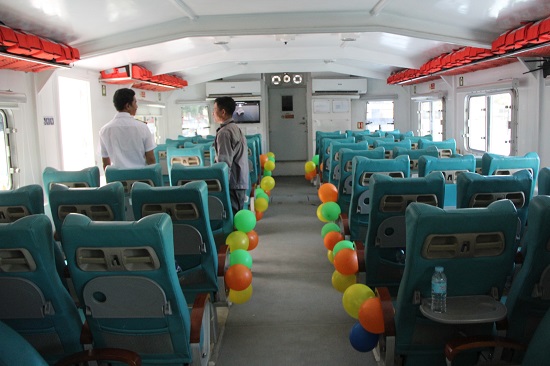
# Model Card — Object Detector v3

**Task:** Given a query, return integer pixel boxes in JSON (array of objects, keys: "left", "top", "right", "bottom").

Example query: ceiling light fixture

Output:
[
  {"left": 213, "top": 36, "right": 230, "bottom": 45},
  {"left": 283, "top": 74, "right": 291, "bottom": 83},
  {"left": 171, "top": 0, "right": 198, "bottom": 20},
  {"left": 340, "top": 33, "right": 359, "bottom": 42}
]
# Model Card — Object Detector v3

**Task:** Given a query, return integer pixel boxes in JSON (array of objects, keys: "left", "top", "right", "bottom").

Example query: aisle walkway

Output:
[{"left": 211, "top": 176, "right": 377, "bottom": 366}]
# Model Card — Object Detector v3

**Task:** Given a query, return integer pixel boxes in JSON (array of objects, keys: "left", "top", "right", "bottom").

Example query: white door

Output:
[{"left": 268, "top": 87, "right": 307, "bottom": 161}]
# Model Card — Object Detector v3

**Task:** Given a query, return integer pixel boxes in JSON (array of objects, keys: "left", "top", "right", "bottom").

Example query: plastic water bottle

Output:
[{"left": 431, "top": 266, "right": 447, "bottom": 313}]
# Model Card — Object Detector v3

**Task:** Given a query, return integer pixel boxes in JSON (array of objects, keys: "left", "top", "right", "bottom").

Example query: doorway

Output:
[{"left": 268, "top": 87, "right": 308, "bottom": 161}]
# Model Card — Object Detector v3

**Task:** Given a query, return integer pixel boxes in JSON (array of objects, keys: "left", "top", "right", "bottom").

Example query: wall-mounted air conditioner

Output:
[
  {"left": 206, "top": 81, "right": 261, "bottom": 98},
  {"left": 312, "top": 78, "right": 367, "bottom": 95}
]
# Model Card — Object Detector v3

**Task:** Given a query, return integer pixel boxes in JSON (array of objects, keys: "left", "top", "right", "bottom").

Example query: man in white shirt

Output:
[{"left": 99, "top": 88, "right": 156, "bottom": 169}]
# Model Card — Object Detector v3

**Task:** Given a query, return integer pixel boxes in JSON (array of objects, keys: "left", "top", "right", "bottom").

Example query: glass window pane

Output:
[
  {"left": 488, "top": 93, "right": 512, "bottom": 156},
  {"left": 0, "top": 111, "right": 12, "bottom": 190},
  {"left": 367, "top": 100, "right": 394, "bottom": 131},
  {"left": 181, "top": 104, "right": 211, "bottom": 137},
  {"left": 467, "top": 95, "right": 487, "bottom": 152},
  {"left": 281, "top": 95, "right": 293, "bottom": 112}
]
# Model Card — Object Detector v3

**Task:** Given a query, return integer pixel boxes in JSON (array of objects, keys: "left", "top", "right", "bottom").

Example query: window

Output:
[
  {"left": 181, "top": 104, "right": 211, "bottom": 137},
  {"left": 366, "top": 100, "right": 394, "bottom": 132},
  {"left": 418, "top": 99, "right": 445, "bottom": 141},
  {"left": 0, "top": 110, "right": 13, "bottom": 190},
  {"left": 135, "top": 115, "right": 160, "bottom": 143},
  {"left": 466, "top": 91, "right": 514, "bottom": 155},
  {"left": 58, "top": 77, "right": 94, "bottom": 170}
]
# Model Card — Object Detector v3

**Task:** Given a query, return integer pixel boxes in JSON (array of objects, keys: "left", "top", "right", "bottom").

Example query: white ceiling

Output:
[{"left": 1, "top": 0, "right": 549, "bottom": 85}]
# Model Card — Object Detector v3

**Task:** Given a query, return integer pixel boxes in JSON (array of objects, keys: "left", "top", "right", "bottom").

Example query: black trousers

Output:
[{"left": 230, "top": 189, "right": 247, "bottom": 216}]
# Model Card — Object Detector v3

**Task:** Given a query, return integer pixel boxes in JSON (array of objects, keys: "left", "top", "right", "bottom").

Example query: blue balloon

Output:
[{"left": 349, "top": 322, "right": 379, "bottom": 352}]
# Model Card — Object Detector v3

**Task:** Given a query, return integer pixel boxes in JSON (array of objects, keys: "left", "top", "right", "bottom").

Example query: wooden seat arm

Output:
[
  {"left": 355, "top": 241, "right": 365, "bottom": 272},
  {"left": 190, "top": 293, "right": 209, "bottom": 343},
  {"left": 55, "top": 348, "right": 142, "bottom": 366},
  {"left": 79, "top": 321, "right": 93, "bottom": 345},
  {"left": 217, "top": 244, "right": 229, "bottom": 276},
  {"left": 445, "top": 336, "right": 526, "bottom": 363},
  {"left": 340, "top": 213, "right": 350, "bottom": 236},
  {"left": 376, "top": 287, "right": 396, "bottom": 337}
]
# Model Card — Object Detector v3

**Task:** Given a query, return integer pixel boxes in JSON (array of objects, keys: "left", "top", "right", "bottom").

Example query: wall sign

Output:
[{"left": 43, "top": 116, "right": 54, "bottom": 126}]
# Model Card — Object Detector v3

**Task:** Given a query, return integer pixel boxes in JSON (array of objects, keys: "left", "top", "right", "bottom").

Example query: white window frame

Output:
[
  {"left": 0, "top": 109, "right": 14, "bottom": 190},
  {"left": 366, "top": 100, "right": 395, "bottom": 132}
]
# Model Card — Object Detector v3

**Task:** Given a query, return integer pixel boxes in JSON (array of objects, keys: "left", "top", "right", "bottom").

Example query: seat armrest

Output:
[
  {"left": 55, "top": 348, "right": 142, "bottom": 366},
  {"left": 376, "top": 287, "right": 395, "bottom": 337},
  {"left": 355, "top": 241, "right": 365, "bottom": 272},
  {"left": 218, "top": 244, "right": 229, "bottom": 276},
  {"left": 190, "top": 293, "right": 210, "bottom": 343},
  {"left": 445, "top": 336, "right": 526, "bottom": 363},
  {"left": 80, "top": 321, "right": 92, "bottom": 345},
  {"left": 340, "top": 213, "right": 350, "bottom": 236}
]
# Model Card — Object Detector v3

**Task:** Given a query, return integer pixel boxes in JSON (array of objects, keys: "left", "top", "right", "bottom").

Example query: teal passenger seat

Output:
[
  {"left": 329, "top": 141, "right": 369, "bottom": 186},
  {"left": 42, "top": 166, "right": 100, "bottom": 198},
  {"left": 373, "top": 139, "right": 411, "bottom": 159},
  {"left": 481, "top": 152, "right": 540, "bottom": 197},
  {"left": 418, "top": 138, "right": 456, "bottom": 158},
  {"left": 393, "top": 146, "right": 439, "bottom": 173},
  {"left": 537, "top": 166, "right": 550, "bottom": 195}
]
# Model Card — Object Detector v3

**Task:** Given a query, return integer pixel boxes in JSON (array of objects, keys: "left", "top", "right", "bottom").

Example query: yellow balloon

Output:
[
  {"left": 332, "top": 270, "right": 357, "bottom": 293},
  {"left": 304, "top": 161, "right": 316, "bottom": 173},
  {"left": 327, "top": 250, "right": 334, "bottom": 264},
  {"left": 226, "top": 231, "right": 249, "bottom": 251},
  {"left": 264, "top": 160, "right": 275, "bottom": 172},
  {"left": 260, "top": 176, "right": 276, "bottom": 191},
  {"left": 255, "top": 197, "right": 269, "bottom": 213},
  {"left": 229, "top": 285, "right": 253, "bottom": 304},
  {"left": 342, "top": 284, "right": 376, "bottom": 319},
  {"left": 316, "top": 204, "right": 329, "bottom": 223},
  {"left": 267, "top": 152, "right": 275, "bottom": 159}
]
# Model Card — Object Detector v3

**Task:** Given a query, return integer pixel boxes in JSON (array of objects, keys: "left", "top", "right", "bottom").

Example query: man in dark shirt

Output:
[{"left": 212, "top": 97, "right": 250, "bottom": 214}]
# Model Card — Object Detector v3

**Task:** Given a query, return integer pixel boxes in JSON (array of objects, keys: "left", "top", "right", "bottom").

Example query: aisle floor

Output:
[{"left": 210, "top": 176, "right": 377, "bottom": 366}]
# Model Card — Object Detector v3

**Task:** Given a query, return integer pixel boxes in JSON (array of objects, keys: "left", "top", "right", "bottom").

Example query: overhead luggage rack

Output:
[
  {"left": 99, "top": 64, "right": 188, "bottom": 92},
  {"left": 0, "top": 24, "right": 80, "bottom": 72},
  {"left": 387, "top": 14, "right": 550, "bottom": 85}
]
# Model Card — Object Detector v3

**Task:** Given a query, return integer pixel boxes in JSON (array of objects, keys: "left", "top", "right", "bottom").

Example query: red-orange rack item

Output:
[{"left": 99, "top": 64, "right": 188, "bottom": 91}]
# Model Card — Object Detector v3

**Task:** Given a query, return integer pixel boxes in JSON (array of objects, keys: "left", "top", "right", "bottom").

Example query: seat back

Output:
[
  {"left": 49, "top": 182, "right": 126, "bottom": 240},
  {"left": 355, "top": 135, "right": 394, "bottom": 148},
  {"left": 393, "top": 146, "right": 439, "bottom": 173},
  {"left": 42, "top": 166, "right": 100, "bottom": 198},
  {"left": 131, "top": 181, "right": 218, "bottom": 300},
  {"left": 481, "top": 152, "right": 540, "bottom": 197},
  {"left": 337, "top": 147, "right": 385, "bottom": 215},
  {"left": 394, "top": 200, "right": 518, "bottom": 364},
  {"left": 0, "top": 320, "right": 48, "bottom": 366},
  {"left": 0, "top": 215, "right": 82, "bottom": 364},
  {"left": 320, "top": 136, "right": 354, "bottom": 182},
  {"left": 386, "top": 130, "right": 414, "bottom": 142},
  {"left": 170, "top": 163, "right": 233, "bottom": 245},
  {"left": 538, "top": 167, "right": 550, "bottom": 195},
  {"left": 153, "top": 143, "right": 170, "bottom": 185},
  {"left": 246, "top": 139, "right": 260, "bottom": 186},
  {"left": 348, "top": 155, "right": 410, "bottom": 241},
  {"left": 373, "top": 139, "right": 412, "bottom": 159},
  {"left": 504, "top": 195, "right": 550, "bottom": 344},
  {"left": 0, "top": 184, "right": 44, "bottom": 222},
  {"left": 183, "top": 141, "right": 216, "bottom": 166},
  {"left": 105, "top": 164, "right": 163, "bottom": 220},
  {"left": 403, "top": 134, "right": 433, "bottom": 150},
  {"left": 521, "top": 307, "right": 550, "bottom": 365},
  {"left": 365, "top": 172, "right": 445, "bottom": 292},
  {"left": 329, "top": 141, "right": 369, "bottom": 185},
  {"left": 61, "top": 213, "right": 196, "bottom": 365},
  {"left": 419, "top": 154, "right": 476, "bottom": 207},
  {"left": 418, "top": 138, "right": 457, "bottom": 158},
  {"left": 315, "top": 131, "right": 342, "bottom": 156},
  {"left": 456, "top": 170, "right": 532, "bottom": 239}
]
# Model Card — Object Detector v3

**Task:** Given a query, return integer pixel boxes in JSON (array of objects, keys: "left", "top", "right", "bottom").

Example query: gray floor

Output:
[{"left": 210, "top": 176, "right": 377, "bottom": 366}]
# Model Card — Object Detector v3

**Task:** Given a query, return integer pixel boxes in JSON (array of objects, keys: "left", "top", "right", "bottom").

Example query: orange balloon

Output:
[
  {"left": 323, "top": 231, "right": 344, "bottom": 251},
  {"left": 246, "top": 230, "right": 259, "bottom": 251},
  {"left": 225, "top": 264, "right": 253, "bottom": 291},
  {"left": 305, "top": 171, "right": 316, "bottom": 180},
  {"left": 358, "top": 297, "right": 385, "bottom": 334},
  {"left": 255, "top": 210, "right": 263, "bottom": 221},
  {"left": 319, "top": 183, "right": 338, "bottom": 203},
  {"left": 259, "top": 154, "right": 268, "bottom": 168},
  {"left": 333, "top": 248, "right": 359, "bottom": 275}
]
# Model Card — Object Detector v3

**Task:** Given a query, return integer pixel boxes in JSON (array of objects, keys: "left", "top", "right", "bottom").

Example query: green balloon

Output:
[
  {"left": 312, "top": 154, "right": 320, "bottom": 165},
  {"left": 267, "top": 156, "right": 275, "bottom": 162},
  {"left": 234, "top": 210, "right": 257, "bottom": 233},
  {"left": 333, "top": 240, "right": 355, "bottom": 256},
  {"left": 230, "top": 249, "right": 253, "bottom": 269},
  {"left": 263, "top": 170, "right": 272, "bottom": 176},
  {"left": 321, "top": 201, "right": 341, "bottom": 221},
  {"left": 321, "top": 222, "right": 341, "bottom": 238}
]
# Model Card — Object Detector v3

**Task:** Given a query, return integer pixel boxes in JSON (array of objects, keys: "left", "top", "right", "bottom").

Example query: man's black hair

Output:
[
  {"left": 214, "top": 96, "right": 236, "bottom": 116},
  {"left": 113, "top": 88, "right": 135, "bottom": 112}
]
